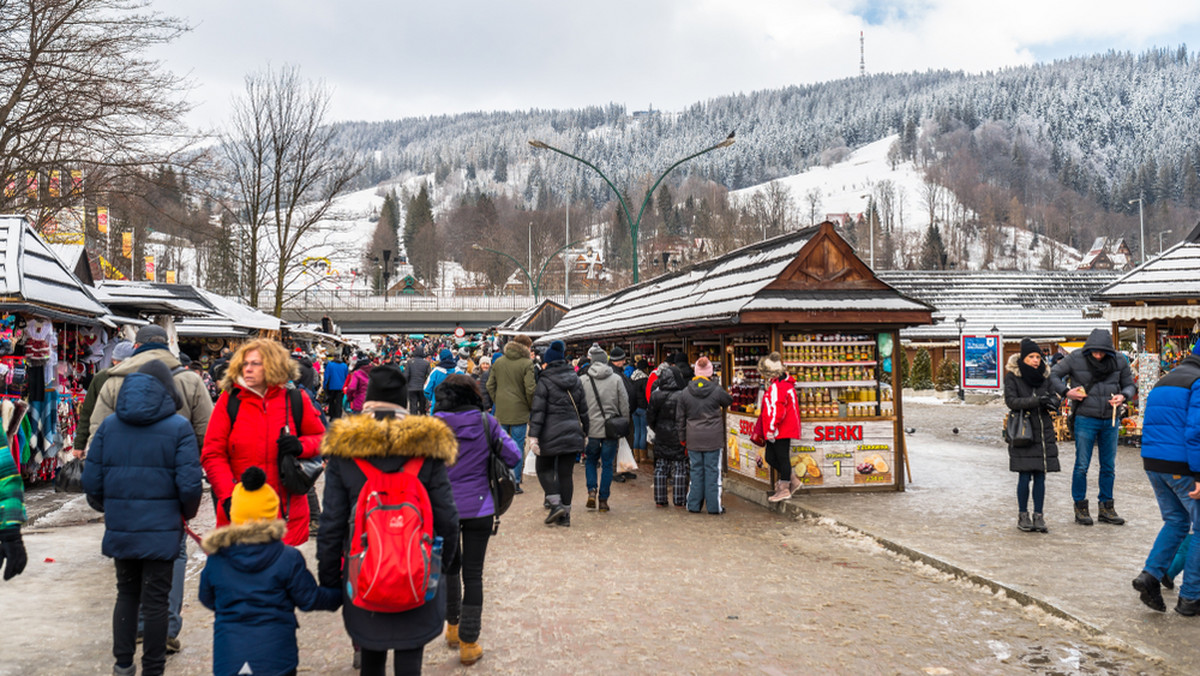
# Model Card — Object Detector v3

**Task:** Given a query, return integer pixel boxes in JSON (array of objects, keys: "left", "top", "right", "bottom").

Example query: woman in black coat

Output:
[
  {"left": 317, "top": 368, "right": 460, "bottom": 676},
  {"left": 1004, "top": 338, "right": 1061, "bottom": 534},
  {"left": 527, "top": 340, "right": 589, "bottom": 527}
]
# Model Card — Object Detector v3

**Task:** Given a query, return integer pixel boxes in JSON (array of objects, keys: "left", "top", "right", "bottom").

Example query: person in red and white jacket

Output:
[{"left": 756, "top": 352, "right": 802, "bottom": 502}]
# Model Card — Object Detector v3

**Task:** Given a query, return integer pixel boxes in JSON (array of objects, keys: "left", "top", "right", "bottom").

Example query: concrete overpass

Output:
[{"left": 271, "top": 290, "right": 598, "bottom": 334}]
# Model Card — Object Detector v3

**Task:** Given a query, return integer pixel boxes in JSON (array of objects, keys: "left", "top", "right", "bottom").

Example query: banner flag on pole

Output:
[
  {"left": 122, "top": 232, "right": 132, "bottom": 258},
  {"left": 70, "top": 169, "right": 83, "bottom": 196},
  {"left": 144, "top": 255, "right": 154, "bottom": 280},
  {"left": 97, "top": 207, "right": 108, "bottom": 234},
  {"left": 3, "top": 175, "right": 14, "bottom": 198},
  {"left": 25, "top": 171, "right": 37, "bottom": 199},
  {"left": 165, "top": 270, "right": 176, "bottom": 284},
  {"left": 49, "top": 171, "right": 60, "bottom": 198}
]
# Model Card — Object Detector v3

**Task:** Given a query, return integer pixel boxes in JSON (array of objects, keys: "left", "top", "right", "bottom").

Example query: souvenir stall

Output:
[
  {"left": 1093, "top": 223, "right": 1200, "bottom": 444},
  {"left": 0, "top": 216, "right": 112, "bottom": 483},
  {"left": 540, "top": 222, "right": 933, "bottom": 494}
]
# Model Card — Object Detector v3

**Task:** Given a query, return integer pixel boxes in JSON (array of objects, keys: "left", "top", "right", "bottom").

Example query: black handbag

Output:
[
  {"left": 1004, "top": 410, "right": 1035, "bottom": 447},
  {"left": 54, "top": 457, "right": 85, "bottom": 493},
  {"left": 481, "top": 411, "right": 515, "bottom": 533},
  {"left": 587, "top": 375, "right": 630, "bottom": 438}
]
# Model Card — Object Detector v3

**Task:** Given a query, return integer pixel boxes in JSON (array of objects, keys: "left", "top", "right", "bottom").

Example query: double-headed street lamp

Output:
[
  {"left": 529, "top": 132, "right": 736, "bottom": 283},
  {"left": 473, "top": 239, "right": 586, "bottom": 302},
  {"left": 955, "top": 314, "right": 967, "bottom": 401}
]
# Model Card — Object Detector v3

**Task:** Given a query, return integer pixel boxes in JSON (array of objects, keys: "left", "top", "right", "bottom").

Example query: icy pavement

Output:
[
  {"left": 755, "top": 399, "right": 1195, "bottom": 670},
  {"left": 1, "top": 447, "right": 1162, "bottom": 675}
]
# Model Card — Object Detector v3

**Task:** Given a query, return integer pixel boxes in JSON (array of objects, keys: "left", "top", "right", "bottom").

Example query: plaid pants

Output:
[{"left": 654, "top": 458, "right": 689, "bottom": 506}]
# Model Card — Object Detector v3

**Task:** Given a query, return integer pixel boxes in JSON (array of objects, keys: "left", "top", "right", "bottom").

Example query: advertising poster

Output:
[
  {"left": 961, "top": 334, "right": 1001, "bottom": 388},
  {"left": 726, "top": 412, "right": 770, "bottom": 482},
  {"left": 97, "top": 206, "right": 108, "bottom": 234},
  {"left": 791, "top": 420, "right": 895, "bottom": 488}
]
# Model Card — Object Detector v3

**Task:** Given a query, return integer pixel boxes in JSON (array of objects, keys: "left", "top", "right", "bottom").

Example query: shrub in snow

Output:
[
  {"left": 935, "top": 358, "right": 960, "bottom": 392},
  {"left": 910, "top": 348, "right": 934, "bottom": 390}
]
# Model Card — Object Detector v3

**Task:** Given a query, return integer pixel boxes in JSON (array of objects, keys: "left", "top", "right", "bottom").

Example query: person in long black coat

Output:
[
  {"left": 317, "top": 369, "right": 460, "bottom": 676},
  {"left": 1004, "top": 338, "right": 1061, "bottom": 534},
  {"left": 646, "top": 365, "right": 688, "bottom": 507},
  {"left": 527, "top": 340, "right": 589, "bottom": 527}
]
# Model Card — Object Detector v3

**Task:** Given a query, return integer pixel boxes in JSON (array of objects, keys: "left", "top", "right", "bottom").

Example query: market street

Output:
[{"left": 1, "top": 400, "right": 1165, "bottom": 676}]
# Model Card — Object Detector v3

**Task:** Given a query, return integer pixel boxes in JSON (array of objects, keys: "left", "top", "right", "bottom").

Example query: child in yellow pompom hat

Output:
[{"left": 199, "top": 467, "right": 339, "bottom": 676}]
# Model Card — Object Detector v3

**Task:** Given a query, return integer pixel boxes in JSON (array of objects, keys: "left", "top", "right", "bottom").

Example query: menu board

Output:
[{"left": 725, "top": 413, "right": 896, "bottom": 489}]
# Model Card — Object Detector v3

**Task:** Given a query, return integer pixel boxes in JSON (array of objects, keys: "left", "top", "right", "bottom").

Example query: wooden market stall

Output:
[
  {"left": 541, "top": 222, "right": 933, "bottom": 493},
  {"left": 1093, "top": 222, "right": 1200, "bottom": 440}
]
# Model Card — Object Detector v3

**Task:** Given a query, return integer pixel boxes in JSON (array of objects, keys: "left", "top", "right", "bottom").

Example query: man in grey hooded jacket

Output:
[{"left": 579, "top": 345, "right": 629, "bottom": 512}]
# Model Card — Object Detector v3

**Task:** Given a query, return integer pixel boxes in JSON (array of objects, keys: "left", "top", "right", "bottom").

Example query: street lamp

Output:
[
  {"left": 1129, "top": 195, "right": 1145, "bottom": 265},
  {"left": 955, "top": 314, "right": 967, "bottom": 401},
  {"left": 473, "top": 239, "right": 586, "bottom": 302},
  {"left": 1159, "top": 230, "right": 1173, "bottom": 254},
  {"left": 529, "top": 132, "right": 735, "bottom": 283}
]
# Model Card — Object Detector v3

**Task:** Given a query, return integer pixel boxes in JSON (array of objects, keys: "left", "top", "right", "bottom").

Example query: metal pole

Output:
[
  {"left": 565, "top": 197, "right": 570, "bottom": 305},
  {"left": 1138, "top": 195, "right": 1145, "bottom": 265},
  {"left": 528, "top": 221, "right": 532, "bottom": 289}
]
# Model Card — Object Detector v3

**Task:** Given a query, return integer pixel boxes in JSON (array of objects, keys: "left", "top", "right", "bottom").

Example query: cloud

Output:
[{"left": 153, "top": 0, "right": 1200, "bottom": 129}]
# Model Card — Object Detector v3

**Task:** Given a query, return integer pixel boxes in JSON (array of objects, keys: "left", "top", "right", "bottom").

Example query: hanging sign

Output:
[
  {"left": 961, "top": 334, "right": 1002, "bottom": 389},
  {"left": 97, "top": 207, "right": 108, "bottom": 234},
  {"left": 144, "top": 255, "right": 155, "bottom": 280}
]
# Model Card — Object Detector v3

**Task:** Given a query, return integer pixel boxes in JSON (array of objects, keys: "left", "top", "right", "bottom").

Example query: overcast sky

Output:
[{"left": 155, "top": 0, "right": 1200, "bottom": 131}]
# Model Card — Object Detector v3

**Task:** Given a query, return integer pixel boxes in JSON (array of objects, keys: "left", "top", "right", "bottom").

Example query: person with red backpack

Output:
[
  {"left": 317, "top": 365, "right": 460, "bottom": 675},
  {"left": 202, "top": 339, "right": 327, "bottom": 547}
]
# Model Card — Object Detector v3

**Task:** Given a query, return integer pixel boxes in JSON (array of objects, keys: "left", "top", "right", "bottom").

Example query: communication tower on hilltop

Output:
[{"left": 860, "top": 31, "right": 865, "bottom": 77}]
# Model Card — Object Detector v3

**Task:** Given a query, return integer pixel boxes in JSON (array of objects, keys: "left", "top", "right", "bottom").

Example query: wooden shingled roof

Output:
[
  {"left": 1094, "top": 221, "right": 1200, "bottom": 303},
  {"left": 541, "top": 222, "right": 932, "bottom": 343},
  {"left": 0, "top": 214, "right": 108, "bottom": 322}
]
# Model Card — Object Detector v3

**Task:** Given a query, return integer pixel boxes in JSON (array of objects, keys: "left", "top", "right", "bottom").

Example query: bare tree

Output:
[
  {"left": 221, "top": 66, "right": 362, "bottom": 315},
  {"left": 0, "top": 0, "right": 193, "bottom": 226},
  {"left": 804, "top": 188, "right": 823, "bottom": 225}
]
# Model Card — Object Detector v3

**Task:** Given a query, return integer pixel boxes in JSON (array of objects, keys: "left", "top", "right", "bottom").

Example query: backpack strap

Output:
[
  {"left": 225, "top": 387, "right": 241, "bottom": 425},
  {"left": 353, "top": 456, "right": 424, "bottom": 479},
  {"left": 284, "top": 387, "right": 304, "bottom": 435}
]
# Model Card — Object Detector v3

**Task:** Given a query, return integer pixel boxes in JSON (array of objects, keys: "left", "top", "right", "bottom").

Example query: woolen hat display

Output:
[
  {"left": 365, "top": 364, "right": 408, "bottom": 406},
  {"left": 544, "top": 340, "right": 566, "bottom": 364},
  {"left": 230, "top": 466, "right": 280, "bottom": 525},
  {"left": 134, "top": 324, "right": 168, "bottom": 345},
  {"left": 1020, "top": 338, "right": 1042, "bottom": 359},
  {"left": 111, "top": 341, "right": 135, "bottom": 362},
  {"left": 609, "top": 346, "right": 627, "bottom": 362},
  {"left": 695, "top": 357, "right": 714, "bottom": 378},
  {"left": 588, "top": 345, "right": 608, "bottom": 365}
]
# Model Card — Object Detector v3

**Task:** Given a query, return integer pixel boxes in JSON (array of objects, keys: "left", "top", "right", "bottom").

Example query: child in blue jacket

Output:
[{"left": 199, "top": 467, "right": 340, "bottom": 676}]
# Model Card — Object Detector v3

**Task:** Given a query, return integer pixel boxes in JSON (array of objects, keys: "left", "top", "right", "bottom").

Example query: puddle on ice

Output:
[{"left": 994, "top": 641, "right": 1139, "bottom": 675}]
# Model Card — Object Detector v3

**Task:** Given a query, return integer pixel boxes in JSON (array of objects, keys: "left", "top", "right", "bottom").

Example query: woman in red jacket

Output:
[
  {"left": 202, "top": 339, "right": 326, "bottom": 546},
  {"left": 757, "top": 352, "right": 802, "bottom": 503}
]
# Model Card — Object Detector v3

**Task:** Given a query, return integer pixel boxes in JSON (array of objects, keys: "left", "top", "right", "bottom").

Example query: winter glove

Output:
[
  {"left": 221, "top": 497, "right": 232, "bottom": 521},
  {"left": 277, "top": 433, "right": 303, "bottom": 458},
  {"left": 0, "top": 527, "right": 27, "bottom": 581},
  {"left": 1039, "top": 394, "right": 1059, "bottom": 411}
]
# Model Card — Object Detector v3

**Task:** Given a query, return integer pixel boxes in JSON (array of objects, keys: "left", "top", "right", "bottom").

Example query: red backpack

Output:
[{"left": 345, "top": 457, "right": 435, "bottom": 612}]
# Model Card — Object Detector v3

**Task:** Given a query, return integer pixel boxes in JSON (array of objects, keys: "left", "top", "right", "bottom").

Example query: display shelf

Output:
[
  {"left": 735, "top": 342, "right": 770, "bottom": 347},
  {"left": 795, "top": 380, "right": 878, "bottom": 388},
  {"left": 782, "top": 341, "right": 875, "bottom": 347},
  {"left": 785, "top": 360, "right": 877, "bottom": 367},
  {"left": 801, "top": 415, "right": 896, "bottom": 422}
]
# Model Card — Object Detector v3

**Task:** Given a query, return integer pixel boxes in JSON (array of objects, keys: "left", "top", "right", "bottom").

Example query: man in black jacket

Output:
[
  {"left": 1051, "top": 328, "right": 1136, "bottom": 526},
  {"left": 406, "top": 344, "right": 432, "bottom": 415}
]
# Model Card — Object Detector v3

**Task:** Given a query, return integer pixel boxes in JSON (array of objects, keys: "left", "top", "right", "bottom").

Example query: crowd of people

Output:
[{"left": 8, "top": 321, "right": 1200, "bottom": 672}]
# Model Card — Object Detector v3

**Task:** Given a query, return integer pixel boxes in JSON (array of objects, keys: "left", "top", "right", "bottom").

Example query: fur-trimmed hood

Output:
[
  {"left": 320, "top": 413, "right": 458, "bottom": 464},
  {"left": 503, "top": 340, "right": 531, "bottom": 361},
  {"left": 1006, "top": 353, "right": 1050, "bottom": 378},
  {"left": 201, "top": 519, "right": 286, "bottom": 555}
]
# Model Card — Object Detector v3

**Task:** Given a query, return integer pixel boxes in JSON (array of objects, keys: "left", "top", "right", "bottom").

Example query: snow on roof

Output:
[
  {"left": 0, "top": 215, "right": 108, "bottom": 320},
  {"left": 177, "top": 288, "right": 281, "bottom": 336},
  {"left": 95, "top": 280, "right": 213, "bottom": 317},
  {"left": 497, "top": 299, "right": 570, "bottom": 336},
  {"left": 544, "top": 224, "right": 930, "bottom": 343},
  {"left": 879, "top": 270, "right": 1118, "bottom": 341},
  {"left": 1094, "top": 232, "right": 1200, "bottom": 302}
]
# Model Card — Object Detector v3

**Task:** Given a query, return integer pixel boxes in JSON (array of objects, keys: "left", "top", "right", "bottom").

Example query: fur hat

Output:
[
  {"left": 695, "top": 356, "right": 714, "bottom": 378},
  {"left": 588, "top": 344, "right": 608, "bottom": 365},
  {"left": 544, "top": 340, "right": 566, "bottom": 364},
  {"left": 365, "top": 364, "right": 408, "bottom": 407},
  {"left": 230, "top": 466, "right": 279, "bottom": 524},
  {"left": 134, "top": 324, "right": 168, "bottom": 346},
  {"left": 757, "top": 351, "right": 786, "bottom": 380}
]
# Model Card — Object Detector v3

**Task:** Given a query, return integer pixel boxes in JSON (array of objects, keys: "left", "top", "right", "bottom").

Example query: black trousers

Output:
[
  {"left": 326, "top": 389, "right": 344, "bottom": 419},
  {"left": 764, "top": 438, "right": 792, "bottom": 481},
  {"left": 536, "top": 453, "right": 576, "bottom": 506},
  {"left": 359, "top": 646, "right": 424, "bottom": 676},
  {"left": 113, "top": 558, "right": 173, "bottom": 676},
  {"left": 408, "top": 391, "right": 428, "bottom": 415},
  {"left": 446, "top": 516, "right": 493, "bottom": 610}
]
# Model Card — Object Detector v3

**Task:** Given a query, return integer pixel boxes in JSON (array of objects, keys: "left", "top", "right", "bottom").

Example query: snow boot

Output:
[
  {"left": 1032, "top": 513, "right": 1048, "bottom": 533},
  {"left": 459, "top": 604, "right": 483, "bottom": 665},
  {"left": 768, "top": 480, "right": 790, "bottom": 503},
  {"left": 1017, "top": 512, "right": 1033, "bottom": 532},
  {"left": 1098, "top": 500, "right": 1125, "bottom": 525},
  {"left": 1133, "top": 570, "right": 1166, "bottom": 612},
  {"left": 1074, "top": 500, "right": 1094, "bottom": 526},
  {"left": 789, "top": 474, "right": 803, "bottom": 496}
]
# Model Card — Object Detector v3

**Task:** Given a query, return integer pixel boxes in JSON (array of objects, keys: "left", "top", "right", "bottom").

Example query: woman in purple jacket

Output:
[{"left": 433, "top": 374, "right": 521, "bottom": 666}]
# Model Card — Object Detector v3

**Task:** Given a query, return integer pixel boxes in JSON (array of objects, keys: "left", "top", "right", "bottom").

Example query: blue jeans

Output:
[
  {"left": 503, "top": 423, "right": 527, "bottom": 485},
  {"left": 632, "top": 409, "right": 647, "bottom": 450},
  {"left": 1072, "top": 415, "right": 1118, "bottom": 502},
  {"left": 687, "top": 450, "right": 723, "bottom": 514},
  {"left": 1143, "top": 471, "right": 1200, "bottom": 599},
  {"left": 584, "top": 437, "right": 618, "bottom": 499},
  {"left": 1169, "top": 534, "right": 1194, "bottom": 582}
]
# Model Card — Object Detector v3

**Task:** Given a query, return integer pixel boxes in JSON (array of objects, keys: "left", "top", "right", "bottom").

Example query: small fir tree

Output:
[
  {"left": 910, "top": 347, "right": 934, "bottom": 389},
  {"left": 934, "top": 358, "right": 960, "bottom": 392}
]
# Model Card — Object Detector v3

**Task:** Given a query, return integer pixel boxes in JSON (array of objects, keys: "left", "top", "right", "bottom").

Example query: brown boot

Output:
[
  {"left": 460, "top": 641, "right": 482, "bottom": 665},
  {"left": 586, "top": 490, "right": 597, "bottom": 509},
  {"left": 1074, "top": 500, "right": 1093, "bottom": 526},
  {"left": 598, "top": 498, "right": 610, "bottom": 512},
  {"left": 768, "top": 480, "right": 790, "bottom": 503},
  {"left": 1098, "top": 500, "right": 1125, "bottom": 525},
  {"left": 445, "top": 623, "right": 459, "bottom": 648}
]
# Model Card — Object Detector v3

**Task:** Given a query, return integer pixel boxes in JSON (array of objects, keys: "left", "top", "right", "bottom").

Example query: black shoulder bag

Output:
[
  {"left": 587, "top": 375, "right": 630, "bottom": 439},
  {"left": 1003, "top": 409, "right": 1035, "bottom": 447},
  {"left": 481, "top": 410, "right": 515, "bottom": 534},
  {"left": 227, "top": 387, "right": 324, "bottom": 496}
]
